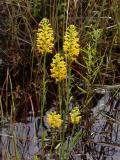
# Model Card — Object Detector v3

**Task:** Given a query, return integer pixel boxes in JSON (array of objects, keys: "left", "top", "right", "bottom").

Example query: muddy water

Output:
[{"left": 1, "top": 93, "right": 120, "bottom": 160}]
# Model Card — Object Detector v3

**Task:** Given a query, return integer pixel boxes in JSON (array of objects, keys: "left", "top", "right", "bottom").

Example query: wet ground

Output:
[{"left": 1, "top": 92, "right": 120, "bottom": 160}]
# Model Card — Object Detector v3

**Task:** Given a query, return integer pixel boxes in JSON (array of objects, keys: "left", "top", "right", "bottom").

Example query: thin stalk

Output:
[
  {"left": 61, "top": 64, "right": 71, "bottom": 159},
  {"left": 29, "top": 95, "right": 37, "bottom": 156},
  {"left": 13, "top": 132, "right": 21, "bottom": 160},
  {"left": 66, "top": 0, "right": 70, "bottom": 29},
  {"left": 40, "top": 53, "right": 47, "bottom": 127},
  {"left": 58, "top": 82, "right": 62, "bottom": 114},
  {"left": 71, "top": 124, "right": 76, "bottom": 137},
  {"left": 0, "top": 95, "right": 3, "bottom": 119},
  {"left": 6, "top": 68, "right": 9, "bottom": 116},
  {"left": 58, "top": 82, "right": 64, "bottom": 159},
  {"left": 66, "top": 64, "right": 71, "bottom": 112},
  {"left": 30, "top": 41, "right": 35, "bottom": 83},
  {"left": 9, "top": 74, "right": 15, "bottom": 122},
  {"left": 50, "top": 131, "right": 56, "bottom": 158}
]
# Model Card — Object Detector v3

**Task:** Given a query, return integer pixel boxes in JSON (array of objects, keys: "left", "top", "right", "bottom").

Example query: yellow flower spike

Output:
[
  {"left": 36, "top": 18, "right": 54, "bottom": 54},
  {"left": 50, "top": 53, "right": 67, "bottom": 82},
  {"left": 47, "top": 111, "right": 62, "bottom": 128},
  {"left": 70, "top": 107, "right": 81, "bottom": 124},
  {"left": 63, "top": 25, "right": 80, "bottom": 62}
]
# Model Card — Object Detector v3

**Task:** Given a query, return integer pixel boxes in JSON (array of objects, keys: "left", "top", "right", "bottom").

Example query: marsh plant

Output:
[
  {"left": 76, "top": 28, "right": 104, "bottom": 109},
  {"left": 36, "top": 18, "right": 54, "bottom": 127},
  {"left": 34, "top": 17, "right": 82, "bottom": 159}
]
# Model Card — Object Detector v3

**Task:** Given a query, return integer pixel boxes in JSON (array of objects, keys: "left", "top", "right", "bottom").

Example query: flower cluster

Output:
[
  {"left": 47, "top": 111, "right": 62, "bottom": 128},
  {"left": 47, "top": 107, "right": 81, "bottom": 128},
  {"left": 50, "top": 53, "right": 67, "bottom": 82},
  {"left": 36, "top": 18, "right": 54, "bottom": 54},
  {"left": 70, "top": 107, "right": 81, "bottom": 124},
  {"left": 63, "top": 25, "right": 80, "bottom": 62}
]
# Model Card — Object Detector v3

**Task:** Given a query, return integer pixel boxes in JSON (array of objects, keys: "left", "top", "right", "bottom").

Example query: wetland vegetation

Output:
[{"left": 0, "top": 0, "right": 120, "bottom": 159}]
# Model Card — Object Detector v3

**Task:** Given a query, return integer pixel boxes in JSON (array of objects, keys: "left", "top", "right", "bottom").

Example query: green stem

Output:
[
  {"left": 50, "top": 130, "right": 56, "bottom": 158},
  {"left": 66, "top": 64, "right": 71, "bottom": 112},
  {"left": 58, "top": 82, "right": 62, "bottom": 114},
  {"left": 61, "top": 64, "right": 71, "bottom": 159},
  {"left": 58, "top": 82, "right": 63, "bottom": 157},
  {"left": 40, "top": 53, "right": 47, "bottom": 127}
]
